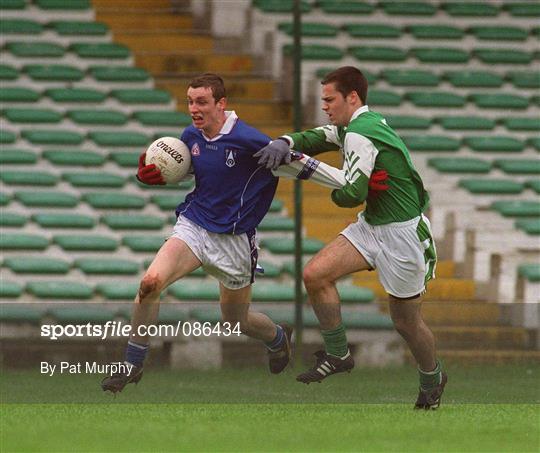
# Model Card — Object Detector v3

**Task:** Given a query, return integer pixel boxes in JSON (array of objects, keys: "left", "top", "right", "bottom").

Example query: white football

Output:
[{"left": 145, "top": 137, "right": 192, "bottom": 184}]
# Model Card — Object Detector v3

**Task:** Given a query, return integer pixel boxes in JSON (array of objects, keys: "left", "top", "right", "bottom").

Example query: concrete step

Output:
[
  {"left": 95, "top": 11, "right": 193, "bottom": 30},
  {"left": 135, "top": 53, "right": 254, "bottom": 76},
  {"left": 114, "top": 32, "right": 213, "bottom": 52},
  {"left": 433, "top": 326, "right": 535, "bottom": 350},
  {"left": 358, "top": 277, "right": 476, "bottom": 300},
  {"left": 258, "top": 124, "right": 296, "bottom": 139},
  {"left": 434, "top": 349, "right": 540, "bottom": 365},
  {"left": 156, "top": 78, "right": 276, "bottom": 101},
  {"left": 93, "top": 0, "right": 172, "bottom": 7}
]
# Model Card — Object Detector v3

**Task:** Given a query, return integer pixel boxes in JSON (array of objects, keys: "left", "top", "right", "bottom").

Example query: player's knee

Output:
[
  {"left": 390, "top": 313, "right": 417, "bottom": 338},
  {"left": 138, "top": 273, "right": 163, "bottom": 302},
  {"left": 303, "top": 264, "right": 326, "bottom": 290}
]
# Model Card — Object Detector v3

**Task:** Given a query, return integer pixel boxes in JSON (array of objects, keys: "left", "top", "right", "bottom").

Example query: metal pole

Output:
[{"left": 292, "top": 0, "right": 303, "bottom": 365}]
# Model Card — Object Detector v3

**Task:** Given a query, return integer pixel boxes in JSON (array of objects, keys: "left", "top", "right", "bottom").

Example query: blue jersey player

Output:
[{"left": 102, "top": 74, "right": 292, "bottom": 393}]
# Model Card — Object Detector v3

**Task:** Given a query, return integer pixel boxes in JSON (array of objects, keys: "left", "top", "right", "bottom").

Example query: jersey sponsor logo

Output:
[
  {"left": 225, "top": 149, "right": 237, "bottom": 168},
  {"left": 191, "top": 143, "right": 200, "bottom": 156},
  {"left": 297, "top": 158, "right": 320, "bottom": 180},
  {"left": 205, "top": 143, "right": 218, "bottom": 150}
]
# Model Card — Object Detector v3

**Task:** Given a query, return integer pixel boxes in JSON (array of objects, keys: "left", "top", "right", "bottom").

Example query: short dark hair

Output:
[
  {"left": 189, "top": 73, "right": 226, "bottom": 103},
  {"left": 321, "top": 66, "right": 368, "bottom": 104}
]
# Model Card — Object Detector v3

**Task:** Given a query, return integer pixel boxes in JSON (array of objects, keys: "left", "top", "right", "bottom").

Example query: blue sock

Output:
[
  {"left": 265, "top": 325, "right": 284, "bottom": 351},
  {"left": 125, "top": 340, "right": 148, "bottom": 367}
]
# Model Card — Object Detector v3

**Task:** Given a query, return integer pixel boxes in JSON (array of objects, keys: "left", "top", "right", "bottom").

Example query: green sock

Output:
[
  {"left": 321, "top": 323, "right": 348, "bottom": 358},
  {"left": 419, "top": 360, "right": 442, "bottom": 391}
]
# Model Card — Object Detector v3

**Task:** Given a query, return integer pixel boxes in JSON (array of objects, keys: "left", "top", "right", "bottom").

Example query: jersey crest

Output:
[
  {"left": 191, "top": 143, "right": 200, "bottom": 156},
  {"left": 225, "top": 149, "right": 237, "bottom": 167}
]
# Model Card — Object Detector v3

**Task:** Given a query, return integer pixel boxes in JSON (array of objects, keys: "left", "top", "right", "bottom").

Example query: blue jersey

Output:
[{"left": 176, "top": 111, "right": 278, "bottom": 234}]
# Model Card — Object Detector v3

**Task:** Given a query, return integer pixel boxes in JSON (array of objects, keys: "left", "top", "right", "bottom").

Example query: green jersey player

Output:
[{"left": 255, "top": 66, "right": 446, "bottom": 410}]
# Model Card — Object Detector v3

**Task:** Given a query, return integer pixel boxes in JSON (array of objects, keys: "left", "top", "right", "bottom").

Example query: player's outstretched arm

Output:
[
  {"left": 272, "top": 153, "right": 346, "bottom": 189},
  {"left": 253, "top": 138, "right": 291, "bottom": 170}
]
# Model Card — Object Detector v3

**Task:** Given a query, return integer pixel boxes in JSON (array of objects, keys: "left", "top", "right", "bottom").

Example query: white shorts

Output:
[
  {"left": 341, "top": 214, "right": 437, "bottom": 299},
  {"left": 170, "top": 215, "right": 258, "bottom": 290}
]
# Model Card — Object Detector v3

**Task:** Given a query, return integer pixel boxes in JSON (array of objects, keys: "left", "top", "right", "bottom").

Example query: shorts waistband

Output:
[{"left": 361, "top": 214, "right": 422, "bottom": 229}]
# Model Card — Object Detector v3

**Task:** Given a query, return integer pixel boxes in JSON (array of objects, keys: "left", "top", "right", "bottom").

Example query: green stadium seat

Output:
[
  {"left": 382, "top": 69, "right": 439, "bottom": 87},
  {"left": 69, "top": 43, "right": 130, "bottom": 59},
  {"left": 133, "top": 111, "right": 192, "bottom": 127},
  {"left": 253, "top": 0, "right": 312, "bottom": 13},
  {"left": 62, "top": 172, "right": 125, "bottom": 188},
  {"left": 109, "top": 151, "right": 139, "bottom": 167},
  {"left": 23, "top": 64, "right": 84, "bottom": 82},
  {"left": 518, "top": 264, "right": 540, "bottom": 282},
  {"left": 169, "top": 281, "right": 219, "bottom": 301},
  {"left": 459, "top": 179, "right": 524, "bottom": 195},
  {"left": 507, "top": 71, "right": 540, "bottom": 89},
  {"left": 525, "top": 180, "right": 540, "bottom": 194},
  {"left": 42, "top": 150, "right": 106, "bottom": 166},
  {"left": 151, "top": 194, "right": 185, "bottom": 210},
  {"left": 469, "top": 26, "right": 528, "bottom": 41},
  {"left": 0, "top": 130, "right": 16, "bottom": 143},
  {"left": 491, "top": 200, "right": 540, "bottom": 217},
  {"left": 36, "top": 0, "right": 90, "bottom": 9},
  {"left": 515, "top": 219, "right": 540, "bottom": 235},
  {"left": 109, "top": 89, "right": 171, "bottom": 104},
  {"left": 0, "top": 171, "right": 58, "bottom": 186},
  {"left": 90, "top": 66, "right": 150, "bottom": 82},
  {"left": 278, "top": 22, "right": 338, "bottom": 37},
  {"left": 0, "top": 87, "right": 40, "bottom": 103},
  {"left": 428, "top": 157, "right": 492, "bottom": 174},
  {"left": 47, "top": 306, "right": 116, "bottom": 324},
  {"left": 283, "top": 44, "right": 343, "bottom": 60},
  {"left": 5, "top": 41, "right": 65, "bottom": 58},
  {"left": 531, "top": 95, "right": 540, "bottom": 108},
  {"left": 0, "top": 64, "right": 18, "bottom": 80},
  {"left": 412, "top": 47, "right": 469, "bottom": 63},
  {"left": 27, "top": 281, "right": 93, "bottom": 300},
  {"left": 82, "top": 192, "right": 145, "bottom": 209},
  {"left": 0, "top": 0, "right": 26, "bottom": 9},
  {"left": 88, "top": 131, "right": 149, "bottom": 147},
  {"left": 475, "top": 49, "right": 532, "bottom": 65},
  {"left": 122, "top": 235, "right": 166, "bottom": 253},
  {"left": 0, "top": 19, "right": 43, "bottom": 34},
  {"left": 380, "top": 1, "right": 436, "bottom": 16},
  {"left": 0, "top": 212, "right": 27, "bottom": 227},
  {"left": 344, "top": 24, "right": 401, "bottom": 39},
  {"left": 318, "top": 1, "right": 373, "bottom": 14},
  {"left": 527, "top": 138, "right": 540, "bottom": 151},
  {"left": 406, "top": 92, "right": 466, "bottom": 107},
  {"left": 53, "top": 234, "right": 118, "bottom": 251},
  {"left": 21, "top": 130, "right": 84, "bottom": 145},
  {"left": 469, "top": 93, "right": 529, "bottom": 110},
  {"left": 96, "top": 282, "right": 139, "bottom": 300},
  {"left": 0, "top": 149, "right": 37, "bottom": 164},
  {"left": 155, "top": 305, "right": 190, "bottom": 324},
  {"left": 348, "top": 46, "right": 407, "bottom": 62},
  {"left": 403, "top": 136, "right": 460, "bottom": 152},
  {"left": 437, "top": 116, "right": 496, "bottom": 131},
  {"left": 0, "top": 282, "right": 24, "bottom": 299},
  {"left": 502, "top": 2, "right": 540, "bottom": 17},
  {"left": 45, "top": 88, "right": 107, "bottom": 103},
  {"left": 501, "top": 118, "right": 540, "bottom": 132},
  {"left": 251, "top": 282, "right": 294, "bottom": 301},
  {"left": 101, "top": 214, "right": 165, "bottom": 230},
  {"left": 367, "top": 90, "right": 402, "bottom": 106},
  {"left": 464, "top": 136, "right": 525, "bottom": 153},
  {"left": 406, "top": 25, "right": 464, "bottom": 40},
  {"left": 0, "top": 193, "right": 11, "bottom": 206},
  {"left": 15, "top": 191, "right": 78, "bottom": 207},
  {"left": 494, "top": 159, "right": 540, "bottom": 175},
  {"left": 342, "top": 311, "right": 394, "bottom": 329},
  {"left": 385, "top": 115, "right": 431, "bottom": 130},
  {"left": 0, "top": 233, "right": 49, "bottom": 250},
  {"left": 442, "top": 2, "right": 499, "bottom": 16},
  {"left": 0, "top": 304, "right": 42, "bottom": 323},
  {"left": 67, "top": 109, "right": 129, "bottom": 125},
  {"left": 270, "top": 199, "right": 284, "bottom": 213},
  {"left": 4, "top": 256, "right": 70, "bottom": 274},
  {"left": 48, "top": 21, "right": 108, "bottom": 36},
  {"left": 4, "top": 108, "right": 62, "bottom": 123},
  {"left": 336, "top": 285, "right": 375, "bottom": 304},
  {"left": 75, "top": 258, "right": 140, "bottom": 275},
  {"left": 258, "top": 215, "right": 294, "bottom": 232},
  {"left": 444, "top": 71, "right": 504, "bottom": 88},
  {"left": 256, "top": 261, "right": 282, "bottom": 278},
  {"left": 32, "top": 213, "right": 95, "bottom": 228},
  {"left": 261, "top": 238, "right": 324, "bottom": 255}
]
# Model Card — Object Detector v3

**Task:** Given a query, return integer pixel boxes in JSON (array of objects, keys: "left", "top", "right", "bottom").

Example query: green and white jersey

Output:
[{"left": 284, "top": 106, "right": 430, "bottom": 226}]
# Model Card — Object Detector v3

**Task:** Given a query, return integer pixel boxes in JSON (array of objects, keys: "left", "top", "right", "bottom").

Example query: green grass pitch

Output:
[{"left": 1, "top": 364, "right": 539, "bottom": 452}]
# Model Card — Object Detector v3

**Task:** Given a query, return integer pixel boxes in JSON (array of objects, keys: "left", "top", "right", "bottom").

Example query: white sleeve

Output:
[
  {"left": 343, "top": 132, "right": 378, "bottom": 181},
  {"left": 271, "top": 153, "right": 346, "bottom": 189}
]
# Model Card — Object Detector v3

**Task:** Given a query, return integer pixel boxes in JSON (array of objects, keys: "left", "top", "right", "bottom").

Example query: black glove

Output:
[{"left": 253, "top": 137, "right": 292, "bottom": 170}]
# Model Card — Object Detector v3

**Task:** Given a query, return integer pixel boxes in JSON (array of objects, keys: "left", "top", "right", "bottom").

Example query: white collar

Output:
[
  {"left": 349, "top": 105, "right": 369, "bottom": 123},
  {"left": 203, "top": 110, "right": 238, "bottom": 141}
]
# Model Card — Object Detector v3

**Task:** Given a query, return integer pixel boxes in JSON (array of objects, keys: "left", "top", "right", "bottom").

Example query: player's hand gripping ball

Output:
[{"left": 142, "top": 137, "right": 192, "bottom": 185}]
